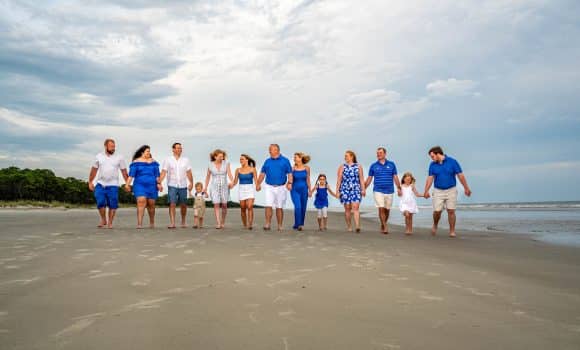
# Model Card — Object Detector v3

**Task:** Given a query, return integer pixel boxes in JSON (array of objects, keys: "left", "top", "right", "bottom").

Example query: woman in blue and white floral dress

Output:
[{"left": 336, "top": 150, "right": 366, "bottom": 233}]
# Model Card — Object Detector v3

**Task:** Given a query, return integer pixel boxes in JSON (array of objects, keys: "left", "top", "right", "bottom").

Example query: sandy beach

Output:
[{"left": 0, "top": 208, "right": 579, "bottom": 350}]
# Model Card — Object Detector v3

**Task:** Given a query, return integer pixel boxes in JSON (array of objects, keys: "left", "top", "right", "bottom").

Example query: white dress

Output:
[
  {"left": 209, "top": 161, "right": 230, "bottom": 204},
  {"left": 399, "top": 185, "right": 419, "bottom": 214}
]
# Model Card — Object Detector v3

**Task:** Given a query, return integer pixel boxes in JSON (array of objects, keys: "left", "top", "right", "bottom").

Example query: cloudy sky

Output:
[{"left": 1, "top": 0, "right": 579, "bottom": 204}]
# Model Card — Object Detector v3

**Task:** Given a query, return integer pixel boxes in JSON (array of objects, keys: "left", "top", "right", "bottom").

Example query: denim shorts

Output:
[
  {"left": 94, "top": 184, "right": 119, "bottom": 209},
  {"left": 168, "top": 186, "right": 188, "bottom": 205}
]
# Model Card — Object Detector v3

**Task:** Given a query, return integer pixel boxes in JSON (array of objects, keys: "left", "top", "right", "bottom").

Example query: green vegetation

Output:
[{"left": 0, "top": 167, "right": 258, "bottom": 208}]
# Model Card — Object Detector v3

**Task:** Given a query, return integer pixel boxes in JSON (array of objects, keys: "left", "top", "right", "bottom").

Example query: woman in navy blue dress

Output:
[
  {"left": 290, "top": 152, "right": 311, "bottom": 231},
  {"left": 124, "top": 145, "right": 161, "bottom": 229}
]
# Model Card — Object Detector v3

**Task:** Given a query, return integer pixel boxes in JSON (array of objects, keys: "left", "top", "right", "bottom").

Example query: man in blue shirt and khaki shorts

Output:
[{"left": 423, "top": 146, "right": 472, "bottom": 237}]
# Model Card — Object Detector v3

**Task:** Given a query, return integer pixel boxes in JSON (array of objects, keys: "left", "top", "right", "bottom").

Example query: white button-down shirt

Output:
[
  {"left": 93, "top": 153, "right": 127, "bottom": 187},
  {"left": 162, "top": 156, "right": 192, "bottom": 188}
]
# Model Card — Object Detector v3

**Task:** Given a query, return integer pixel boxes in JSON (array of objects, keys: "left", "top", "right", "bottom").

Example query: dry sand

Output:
[{"left": 0, "top": 208, "right": 579, "bottom": 350}]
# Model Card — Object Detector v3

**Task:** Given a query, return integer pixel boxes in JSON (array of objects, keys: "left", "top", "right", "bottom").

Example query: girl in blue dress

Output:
[
  {"left": 290, "top": 152, "right": 311, "bottom": 231},
  {"left": 310, "top": 174, "right": 338, "bottom": 231},
  {"left": 336, "top": 150, "right": 366, "bottom": 233},
  {"left": 124, "top": 145, "right": 161, "bottom": 229}
]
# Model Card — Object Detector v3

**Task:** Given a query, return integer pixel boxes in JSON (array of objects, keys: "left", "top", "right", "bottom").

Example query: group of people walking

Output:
[{"left": 89, "top": 140, "right": 472, "bottom": 237}]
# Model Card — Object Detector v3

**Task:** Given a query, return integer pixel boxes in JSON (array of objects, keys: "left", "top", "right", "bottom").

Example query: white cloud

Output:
[{"left": 426, "top": 78, "right": 479, "bottom": 97}]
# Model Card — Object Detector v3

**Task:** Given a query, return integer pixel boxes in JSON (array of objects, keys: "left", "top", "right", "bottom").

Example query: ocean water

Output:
[{"left": 352, "top": 202, "right": 580, "bottom": 247}]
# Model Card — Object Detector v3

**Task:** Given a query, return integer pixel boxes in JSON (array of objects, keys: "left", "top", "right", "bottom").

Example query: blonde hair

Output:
[
  {"left": 195, "top": 182, "right": 203, "bottom": 189},
  {"left": 210, "top": 149, "right": 227, "bottom": 161},
  {"left": 294, "top": 152, "right": 311, "bottom": 165},
  {"left": 401, "top": 172, "right": 416, "bottom": 184},
  {"left": 345, "top": 150, "right": 357, "bottom": 163}
]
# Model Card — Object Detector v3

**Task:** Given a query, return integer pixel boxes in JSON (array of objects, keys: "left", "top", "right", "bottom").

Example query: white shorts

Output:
[
  {"left": 238, "top": 184, "right": 255, "bottom": 201},
  {"left": 264, "top": 184, "right": 287, "bottom": 209},
  {"left": 373, "top": 192, "right": 393, "bottom": 209},
  {"left": 317, "top": 207, "right": 328, "bottom": 218},
  {"left": 432, "top": 187, "right": 458, "bottom": 211}
]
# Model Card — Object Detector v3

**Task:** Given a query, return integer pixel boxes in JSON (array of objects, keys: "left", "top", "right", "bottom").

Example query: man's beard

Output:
[{"left": 106, "top": 149, "right": 115, "bottom": 155}]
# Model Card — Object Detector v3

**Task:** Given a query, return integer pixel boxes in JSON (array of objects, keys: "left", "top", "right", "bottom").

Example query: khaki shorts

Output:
[
  {"left": 194, "top": 203, "right": 206, "bottom": 217},
  {"left": 373, "top": 192, "right": 393, "bottom": 209},
  {"left": 432, "top": 187, "right": 458, "bottom": 211}
]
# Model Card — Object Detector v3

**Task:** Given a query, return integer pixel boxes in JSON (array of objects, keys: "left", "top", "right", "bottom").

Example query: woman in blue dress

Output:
[
  {"left": 124, "top": 145, "right": 161, "bottom": 229},
  {"left": 290, "top": 152, "right": 311, "bottom": 231},
  {"left": 336, "top": 150, "right": 366, "bottom": 233}
]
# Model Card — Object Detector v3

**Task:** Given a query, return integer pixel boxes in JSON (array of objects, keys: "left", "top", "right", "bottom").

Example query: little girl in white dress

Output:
[{"left": 399, "top": 172, "right": 424, "bottom": 235}]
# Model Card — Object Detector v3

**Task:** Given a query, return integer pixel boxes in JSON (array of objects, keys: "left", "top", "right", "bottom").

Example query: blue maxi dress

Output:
[{"left": 290, "top": 169, "right": 309, "bottom": 229}]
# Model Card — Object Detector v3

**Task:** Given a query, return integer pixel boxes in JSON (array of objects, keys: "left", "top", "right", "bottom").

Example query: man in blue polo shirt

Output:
[
  {"left": 423, "top": 146, "right": 472, "bottom": 237},
  {"left": 364, "top": 147, "right": 402, "bottom": 234},
  {"left": 257, "top": 144, "right": 293, "bottom": 231}
]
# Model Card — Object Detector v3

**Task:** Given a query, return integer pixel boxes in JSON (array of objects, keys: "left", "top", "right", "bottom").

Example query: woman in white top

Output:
[{"left": 204, "top": 149, "right": 233, "bottom": 229}]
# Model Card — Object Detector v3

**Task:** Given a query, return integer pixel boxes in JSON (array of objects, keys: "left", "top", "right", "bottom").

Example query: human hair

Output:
[
  {"left": 241, "top": 154, "right": 256, "bottom": 168},
  {"left": 132, "top": 145, "right": 150, "bottom": 161},
  {"left": 401, "top": 172, "right": 416, "bottom": 185},
  {"left": 210, "top": 149, "right": 227, "bottom": 161},
  {"left": 294, "top": 152, "right": 311, "bottom": 165},
  {"left": 195, "top": 182, "right": 203, "bottom": 189},
  {"left": 345, "top": 150, "right": 358, "bottom": 163},
  {"left": 269, "top": 144, "right": 280, "bottom": 151},
  {"left": 428, "top": 146, "right": 444, "bottom": 155},
  {"left": 172, "top": 142, "right": 182, "bottom": 149},
  {"left": 104, "top": 138, "right": 115, "bottom": 146},
  {"left": 377, "top": 147, "right": 386, "bottom": 153}
]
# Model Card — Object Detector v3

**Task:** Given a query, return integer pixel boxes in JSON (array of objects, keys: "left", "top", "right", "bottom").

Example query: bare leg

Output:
[
  {"left": 193, "top": 215, "right": 199, "bottom": 228},
  {"left": 384, "top": 208, "right": 390, "bottom": 234},
  {"left": 247, "top": 199, "right": 254, "bottom": 229},
  {"left": 323, "top": 217, "right": 328, "bottom": 230},
  {"left": 180, "top": 204, "right": 187, "bottom": 227},
  {"left": 432, "top": 210, "right": 442, "bottom": 235},
  {"left": 408, "top": 213, "right": 414, "bottom": 234},
  {"left": 240, "top": 200, "right": 248, "bottom": 228},
  {"left": 97, "top": 207, "right": 107, "bottom": 227},
  {"left": 352, "top": 202, "right": 361, "bottom": 232},
  {"left": 378, "top": 208, "right": 388, "bottom": 233},
  {"left": 447, "top": 209, "right": 456, "bottom": 237},
  {"left": 404, "top": 211, "right": 411, "bottom": 234},
  {"left": 107, "top": 209, "right": 116, "bottom": 229},
  {"left": 213, "top": 204, "right": 221, "bottom": 228},
  {"left": 317, "top": 217, "right": 323, "bottom": 230},
  {"left": 199, "top": 217, "right": 204, "bottom": 228},
  {"left": 146, "top": 199, "right": 156, "bottom": 228},
  {"left": 344, "top": 204, "right": 352, "bottom": 231},
  {"left": 275, "top": 208, "right": 284, "bottom": 231},
  {"left": 168, "top": 204, "right": 176, "bottom": 228},
  {"left": 136, "top": 197, "right": 147, "bottom": 228},
  {"left": 264, "top": 207, "right": 273, "bottom": 229},
  {"left": 220, "top": 204, "right": 227, "bottom": 228}
]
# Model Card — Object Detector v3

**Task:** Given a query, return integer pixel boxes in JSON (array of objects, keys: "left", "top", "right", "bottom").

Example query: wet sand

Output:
[{"left": 0, "top": 208, "right": 579, "bottom": 350}]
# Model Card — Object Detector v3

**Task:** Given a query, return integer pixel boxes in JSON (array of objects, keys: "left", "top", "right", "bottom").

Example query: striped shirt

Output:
[{"left": 368, "top": 160, "right": 398, "bottom": 194}]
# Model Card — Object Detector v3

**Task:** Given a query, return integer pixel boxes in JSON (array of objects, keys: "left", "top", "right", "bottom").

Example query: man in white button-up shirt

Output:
[
  {"left": 88, "top": 139, "right": 129, "bottom": 229},
  {"left": 159, "top": 143, "right": 194, "bottom": 228}
]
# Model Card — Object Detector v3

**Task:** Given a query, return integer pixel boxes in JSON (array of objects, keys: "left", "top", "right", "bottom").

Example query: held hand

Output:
[
  {"left": 465, "top": 188, "right": 472, "bottom": 197},
  {"left": 286, "top": 183, "right": 292, "bottom": 191},
  {"left": 397, "top": 189, "right": 402, "bottom": 197},
  {"left": 228, "top": 183, "right": 234, "bottom": 189},
  {"left": 88, "top": 182, "right": 95, "bottom": 192},
  {"left": 423, "top": 191, "right": 430, "bottom": 199},
  {"left": 157, "top": 184, "right": 163, "bottom": 192},
  {"left": 361, "top": 189, "right": 366, "bottom": 197},
  {"left": 188, "top": 183, "right": 193, "bottom": 192},
  {"left": 256, "top": 184, "right": 261, "bottom": 192},
  {"left": 124, "top": 184, "right": 131, "bottom": 193}
]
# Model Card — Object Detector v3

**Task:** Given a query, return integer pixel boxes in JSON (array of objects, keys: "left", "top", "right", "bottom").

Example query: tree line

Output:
[{"left": 0, "top": 167, "right": 247, "bottom": 207}]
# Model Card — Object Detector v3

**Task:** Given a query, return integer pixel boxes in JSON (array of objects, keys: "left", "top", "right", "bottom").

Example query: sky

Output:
[{"left": 1, "top": 0, "right": 579, "bottom": 205}]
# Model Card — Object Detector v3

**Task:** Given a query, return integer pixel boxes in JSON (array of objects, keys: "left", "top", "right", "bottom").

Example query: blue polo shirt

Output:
[
  {"left": 260, "top": 155, "right": 292, "bottom": 186},
  {"left": 368, "top": 159, "right": 398, "bottom": 194},
  {"left": 428, "top": 155, "right": 463, "bottom": 190}
]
